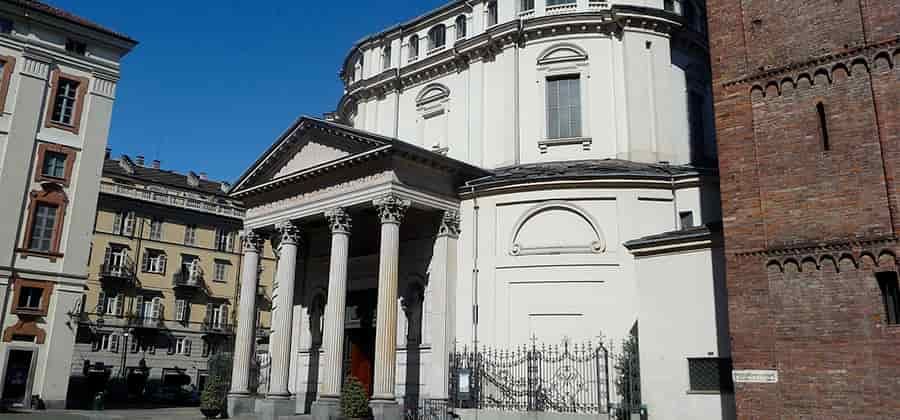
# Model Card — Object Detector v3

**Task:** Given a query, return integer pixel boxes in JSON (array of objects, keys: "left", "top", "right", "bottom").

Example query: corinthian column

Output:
[
  {"left": 371, "top": 195, "right": 410, "bottom": 409},
  {"left": 268, "top": 221, "right": 301, "bottom": 399},
  {"left": 230, "top": 231, "right": 264, "bottom": 396},
  {"left": 429, "top": 210, "right": 460, "bottom": 399},
  {"left": 320, "top": 208, "right": 352, "bottom": 397}
]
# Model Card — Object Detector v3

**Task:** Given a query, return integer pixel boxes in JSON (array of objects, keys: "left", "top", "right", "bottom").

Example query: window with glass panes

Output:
[
  {"left": 17, "top": 287, "right": 42, "bottom": 310},
  {"left": 547, "top": 0, "right": 576, "bottom": 5},
  {"left": 41, "top": 151, "right": 67, "bottom": 178},
  {"left": 184, "top": 225, "right": 197, "bottom": 245},
  {"left": 546, "top": 75, "right": 582, "bottom": 139},
  {"left": 28, "top": 204, "right": 57, "bottom": 252},
  {"left": 214, "top": 261, "right": 227, "bottom": 283},
  {"left": 149, "top": 218, "right": 164, "bottom": 240},
  {"left": 51, "top": 78, "right": 80, "bottom": 125},
  {"left": 215, "top": 229, "right": 233, "bottom": 251}
]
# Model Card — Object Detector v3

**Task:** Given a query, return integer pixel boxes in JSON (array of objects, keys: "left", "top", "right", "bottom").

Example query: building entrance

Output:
[
  {"left": 2, "top": 349, "right": 35, "bottom": 408},
  {"left": 343, "top": 289, "right": 376, "bottom": 396}
]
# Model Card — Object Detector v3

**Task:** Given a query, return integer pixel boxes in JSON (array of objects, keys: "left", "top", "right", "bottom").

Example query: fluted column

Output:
[
  {"left": 319, "top": 208, "right": 353, "bottom": 398},
  {"left": 429, "top": 210, "right": 460, "bottom": 399},
  {"left": 268, "top": 221, "right": 301, "bottom": 399},
  {"left": 371, "top": 194, "right": 410, "bottom": 402},
  {"left": 230, "top": 231, "right": 264, "bottom": 395}
]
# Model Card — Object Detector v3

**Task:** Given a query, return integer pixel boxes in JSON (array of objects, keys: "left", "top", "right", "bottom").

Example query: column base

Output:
[
  {"left": 311, "top": 396, "right": 341, "bottom": 420},
  {"left": 370, "top": 399, "right": 402, "bottom": 420},
  {"left": 257, "top": 397, "right": 297, "bottom": 420},
  {"left": 228, "top": 393, "right": 257, "bottom": 417}
]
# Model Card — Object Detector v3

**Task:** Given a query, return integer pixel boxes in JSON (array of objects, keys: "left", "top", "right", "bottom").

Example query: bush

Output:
[
  {"left": 201, "top": 375, "right": 227, "bottom": 412},
  {"left": 340, "top": 376, "right": 370, "bottom": 419}
]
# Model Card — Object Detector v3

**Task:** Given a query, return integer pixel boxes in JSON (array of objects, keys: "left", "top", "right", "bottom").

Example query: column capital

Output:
[
  {"left": 325, "top": 207, "right": 353, "bottom": 234},
  {"left": 241, "top": 230, "right": 265, "bottom": 253},
  {"left": 276, "top": 221, "right": 302, "bottom": 246},
  {"left": 373, "top": 194, "right": 410, "bottom": 225},
  {"left": 438, "top": 210, "right": 461, "bottom": 238}
]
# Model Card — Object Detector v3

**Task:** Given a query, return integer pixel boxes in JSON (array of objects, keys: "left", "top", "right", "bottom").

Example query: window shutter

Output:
[
  {"left": 124, "top": 212, "right": 135, "bottom": 236},
  {"left": 152, "top": 297, "right": 162, "bottom": 320},
  {"left": 222, "top": 304, "right": 229, "bottom": 327},
  {"left": 73, "top": 295, "right": 83, "bottom": 315},
  {"left": 141, "top": 251, "right": 150, "bottom": 272},
  {"left": 159, "top": 254, "right": 167, "bottom": 274},
  {"left": 115, "top": 294, "right": 124, "bottom": 316},
  {"left": 205, "top": 303, "right": 213, "bottom": 325},
  {"left": 113, "top": 213, "right": 123, "bottom": 234},
  {"left": 96, "top": 291, "right": 105, "bottom": 314},
  {"left": 168, "top": 340, "right": 175, "bottom": 355},
  {"left": 110, "top": 334, "right": 119, "bottom": 353},
  {"left": 92, "top": 335, "right": 101, "bottom": 351},
  {"left": 149, "top": 344, "right": 156, "bottom": 355},
  {"left": 103, "top": 247, "right": 112, "bottom": 268},
  {"left": 185, "top": 339, "right": 192, "bottom": 356},
  {"left": 135, "top": 296, "right": 144, "bottom": 318},
  {"left": 175, "top": 299, "right": 185, "bottom": 322}
]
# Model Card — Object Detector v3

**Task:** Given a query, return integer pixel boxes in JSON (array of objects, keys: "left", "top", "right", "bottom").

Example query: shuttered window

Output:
[
  {"left": 546, "top": 75, "right": 582, "bottom": 139},
  {"left": 28, "top": 204, "right": 57, "bottom": 252}
]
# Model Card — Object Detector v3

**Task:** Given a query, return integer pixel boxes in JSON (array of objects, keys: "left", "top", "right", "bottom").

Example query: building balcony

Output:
[
  {"left": 127, "top": 313, "right": 164, "bottom": 330},
  {"left": 173, "top": 267, "right": 206, "bottom": 293},
  {"left": 100, "top": 180, "right": 244, "bottom": 218},
  {"left": 100, "top": 260, "right": 136, "bottom": 283},
  {"left": 203, "top": 321, "right": 233, "bottom": 335}
]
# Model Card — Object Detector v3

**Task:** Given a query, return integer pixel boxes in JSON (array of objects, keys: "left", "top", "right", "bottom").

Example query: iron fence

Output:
[
  {"left": 450, "top": 340, "right": 610, "bottom": 414},
  {"left": 405, "top": 398, "right": 454, "bottom": 420}
]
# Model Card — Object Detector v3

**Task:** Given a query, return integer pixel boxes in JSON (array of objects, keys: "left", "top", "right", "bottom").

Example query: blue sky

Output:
[{"left": 48, "top": 0, "right": 449, "bottom": 182}]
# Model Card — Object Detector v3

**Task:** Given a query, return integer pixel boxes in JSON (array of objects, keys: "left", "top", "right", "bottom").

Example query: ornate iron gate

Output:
[{"left": 450, "top": 339, "right": 610, "bottom": 414}]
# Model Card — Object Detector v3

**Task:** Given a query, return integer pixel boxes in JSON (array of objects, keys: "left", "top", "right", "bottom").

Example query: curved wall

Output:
[{"left": 338, "top": 0, "right": 713, "bottom": 169}]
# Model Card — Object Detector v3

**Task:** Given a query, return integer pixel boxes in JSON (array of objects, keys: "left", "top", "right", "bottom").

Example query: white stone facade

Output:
[
  {"left": 0, "top": 1, "right": 136, "bottom": 409},
  {"left": 230, "top": 1, "right": 731, "bottom": 420}
]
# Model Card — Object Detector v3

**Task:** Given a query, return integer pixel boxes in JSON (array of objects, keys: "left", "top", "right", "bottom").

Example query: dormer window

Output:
[
  {"left": 409, "top": 35, "right": 420, "bottom": 61},
  {"left": 428, "top": 25, "right": 446, "bottom": 51},
  {"left": 65, "top": 38, "right": 87, "bottom": 56}
]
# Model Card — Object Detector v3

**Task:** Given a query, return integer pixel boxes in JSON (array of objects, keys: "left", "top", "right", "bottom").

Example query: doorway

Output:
[
  {"left": 2, "top": 349, "right": 35, "bottom": 408},
  {"left": 343, "top": 289, "right": 377, "bottom": 396}
]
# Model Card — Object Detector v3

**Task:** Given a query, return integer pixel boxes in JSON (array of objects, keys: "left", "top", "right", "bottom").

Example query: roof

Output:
[
  {"left": 231, "top": 116, "right": 490, "bottom": 196},
  {"left": 102, "top": 158, "right": 231, "bottom": 198},
  {"left": 9, "top": 0, "right": 137, "bottom": 44},
  {"left": 465, "top": 159, "right": 713, "bottom": 190},
  {"left": 623, "top": 222, "right": 723, "bottom": 250}
]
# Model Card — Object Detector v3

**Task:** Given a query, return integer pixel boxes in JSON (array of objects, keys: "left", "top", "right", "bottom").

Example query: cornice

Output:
[
  {"left": 338, "top": 8, "right": 684, "bottom": 118},
  {"left": 732, "top": 235, "right": 898, "bottom": 259}
]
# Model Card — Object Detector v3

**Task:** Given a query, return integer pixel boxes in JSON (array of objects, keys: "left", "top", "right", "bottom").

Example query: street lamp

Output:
[{"left": 121, "top": 331, "right": 131, "bottom": 377}]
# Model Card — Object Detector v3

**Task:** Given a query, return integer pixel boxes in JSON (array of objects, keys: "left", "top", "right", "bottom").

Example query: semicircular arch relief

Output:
[
  {"left": 537, "top": 42, "right": 589, "bottom": 66},
  {"left": 509, "top": 201, "right": 605, "bottom": 256},
  {"left": 415, "top": 83, "right": 450, "bottom": 107}
]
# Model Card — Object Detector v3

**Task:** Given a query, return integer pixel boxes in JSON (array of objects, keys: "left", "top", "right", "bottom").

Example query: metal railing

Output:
[
  {"left": 100, "top": 259, "right": 136, "bottom": 280},
  {"left": 173, "top": 267, "right": 204, "bottom": 288},
  {"left": 451, "top": 339, "right": 610, "bottom": 414}
]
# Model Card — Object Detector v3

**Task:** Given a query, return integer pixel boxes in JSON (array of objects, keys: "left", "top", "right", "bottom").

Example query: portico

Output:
[{"left": 227, "top": 117, "right": 485, "bottom": 420}]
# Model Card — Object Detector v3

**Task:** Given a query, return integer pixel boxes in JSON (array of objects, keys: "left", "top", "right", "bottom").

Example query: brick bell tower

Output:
[{"left": 705, "top": 0, "right": 900, "bottom": 418}]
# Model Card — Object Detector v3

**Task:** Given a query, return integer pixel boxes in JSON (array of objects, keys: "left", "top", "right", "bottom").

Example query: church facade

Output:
[{"left": 228, "top": 1, "right": 732, "bottom": 420}]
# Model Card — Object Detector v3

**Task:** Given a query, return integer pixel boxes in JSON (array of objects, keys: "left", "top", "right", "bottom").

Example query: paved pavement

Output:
[{"left": 0, "top": 407, "right": 251, "bottom": 420}]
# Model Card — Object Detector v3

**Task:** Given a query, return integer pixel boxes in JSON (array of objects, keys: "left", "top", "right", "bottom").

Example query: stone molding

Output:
[
  {"left": 245, "top": 171, "right": 395, "bottom": 220},
  {"left": 373, "top": 194, "right": 410, "bottom": 225},
  {"left": 438, "top": 210, "right": 461, "bottom": 238},
  {"left": 325, "top": 207, "right": 353, "bottom": 234},
  {"left": 241, "top": 230, "right": 265, "bottom": 253}
]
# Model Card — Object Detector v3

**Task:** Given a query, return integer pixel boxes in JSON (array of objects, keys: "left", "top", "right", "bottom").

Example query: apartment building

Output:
[
  {"left": 0, "top": 0, "right": 136, "bottom": 410},
  {"left": 65, "top": 153, "right": 276, "bottom": 407}
]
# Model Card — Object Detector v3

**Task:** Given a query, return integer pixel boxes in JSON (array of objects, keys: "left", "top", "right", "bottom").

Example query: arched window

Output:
[
  {"left": 487, "top": 1, "right": 498, "bottom": 27},
  {"left": 382, "top": 44, "right": 392, "bottom": 70},
  {"left": 409, "top": 34, "right": 419, "bottom": 60},
  {"left": 428, "top": 25, "right": 446, "bottom": 51},
  {"left": 455, "top": 15, "right": 467, "bottom": 39}
]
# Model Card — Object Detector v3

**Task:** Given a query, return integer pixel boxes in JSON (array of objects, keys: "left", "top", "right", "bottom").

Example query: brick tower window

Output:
[
  {"left": 876, "top": 271, "right": 900, "bottom": 325},
  {"left": 816, "top": 102, "right": 830, "bottom": 151}
]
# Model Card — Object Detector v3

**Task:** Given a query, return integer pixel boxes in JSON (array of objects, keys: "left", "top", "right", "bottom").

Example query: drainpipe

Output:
[
  {"left": 469, "top": 185, "right": 480, "bottom": 350},
  {"left": 514, "top": 19, "right": 522, "bottom": 165}
]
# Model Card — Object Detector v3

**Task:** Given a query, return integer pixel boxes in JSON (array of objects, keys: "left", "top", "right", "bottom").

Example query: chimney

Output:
[
  {"left": 105, "top": 147, "right": 111, "bottom": 160},
  {"left": 199, "top": 172, "right": 208, "bottom": 181},
  {"left": 136, "top": 155, "right": 145, "bottom": 166},
  {"left": 151, "top": 160, "right": 161, "bottom": 169}
]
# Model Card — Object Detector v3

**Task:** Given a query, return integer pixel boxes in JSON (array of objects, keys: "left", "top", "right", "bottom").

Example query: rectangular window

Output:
[
  {"left": 546, "top": 75, "right": 582, "bottom": 139},
  {"left": 130, "top": 337, "right": 140, "bottom": 354},
  {"left": 65, "top": 39, "right": 87, "bottom": 55},
  {"left": 112, "top": 211, "right": 135, "bottom": 236},
  {"left": 688, "top": 91, "right": 707, "bottom": 164},
  {"left": 94, "top": 333, "right": 119, "bottom": 353},
  {"left": 521, "top": 0, "right": 534, "bottom": 12},
  {"left": 104, "top": 293, "right": 120, "bottom": 316},
  {"left": 214, "top": 261, "right": 227, "bottom": 283},
  {"left": 149, "top": 218, "right": 164, "bottom": 240},
  {"left": 41, "top": 151, "right": 67, "bottom": 179},
  {"left": 487, "top": 1, "right": 498, "bottom": 26},
  {"left": 876, "top": 271, "right": 900, "bottom": 325},
  {"left": 175, "top": 337, "right": 191, "bottom": 356},
  {"left": 142, "top": 249, "right": 167, "bottom": 274},
  {"left": 17, "top": 287, "right": 42, "bottom": 310},
  {"left": 688, "top": 357, "right": 733, "bottom": 393},
  {"left": 547, "top": 0, "right": 576, "bottom": 5},
  {"left": 50, "top": 78, "right": 80, "bottom": 125},
  {"left": 175, "top": 299, "right": 187, "bottom": 322},
  {"left": 215, "top": 229, "right": 233, "bottom": 252},
  {"left": 28, "top": 204, "right": 57, "bottom": 252},
  {"left": 184, "top": 225, "right": 197, "bottom": 245},
  {"left": 382, "top": 45, "right": 392, "bottom": 70},
  {"left": 679, "top": 211, "right": 695, "bottom": 229}
]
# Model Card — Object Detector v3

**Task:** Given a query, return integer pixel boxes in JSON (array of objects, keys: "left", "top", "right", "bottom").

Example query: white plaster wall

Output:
[{"left": 634, "top": 247, "right": 730, "bottom": 420}]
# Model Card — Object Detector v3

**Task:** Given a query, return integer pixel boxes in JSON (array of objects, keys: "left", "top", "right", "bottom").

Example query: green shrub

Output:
[
  {"left": 340, "top": 376, "right": 370, "bottom": 419},
  {"left": 201, "top": 375, "right": 227, "bottom": 411}
]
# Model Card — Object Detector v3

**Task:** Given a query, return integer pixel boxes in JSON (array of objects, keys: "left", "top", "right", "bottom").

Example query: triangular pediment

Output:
[{"left": 232, "top": 117, "right": 390, "bottom": 193}]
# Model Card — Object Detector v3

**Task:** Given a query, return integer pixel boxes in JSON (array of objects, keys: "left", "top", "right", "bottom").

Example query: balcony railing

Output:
[
  {"left": 174, "top": 267, "right": 205, "bottom": 290},
  {"left": 203, "top": 321, "right": 234, "bottom": 334},
  {"left": 546, "top": 2, "right": 579, "bottom": 15},
  {"left": 100, "top": 181, "right": 244, "bottom": 218},
  {"left": 100, "top": 259, "right": 136, "bottom": 282},
  {"left": 127, "top": 314, "right": 164, "bottom": 329}
]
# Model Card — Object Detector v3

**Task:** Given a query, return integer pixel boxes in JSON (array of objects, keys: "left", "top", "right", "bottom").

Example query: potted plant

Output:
[
  {"left": 340, "top": 376, "right": 370, "bottom": 420},
  {"left": 200, "top": 376, "right": 226, "bottom": 419}
]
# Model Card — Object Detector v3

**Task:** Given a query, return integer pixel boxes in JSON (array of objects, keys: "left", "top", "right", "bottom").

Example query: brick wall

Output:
[{"left": 707, "top": 0, "right": 900, "bottom": 418}]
